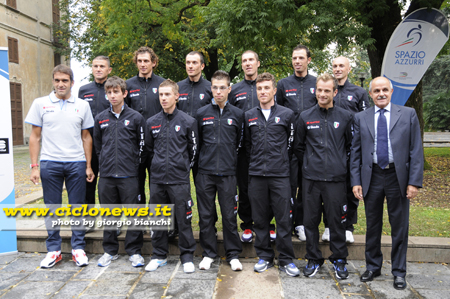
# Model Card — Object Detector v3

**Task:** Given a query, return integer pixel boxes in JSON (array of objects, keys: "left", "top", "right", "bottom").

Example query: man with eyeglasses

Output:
[{"left": 195, "top": 70, "right": 244, "bottom": 272}]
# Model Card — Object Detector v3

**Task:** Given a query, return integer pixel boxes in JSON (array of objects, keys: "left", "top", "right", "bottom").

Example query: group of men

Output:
[{"left": 26, "top": 44, "right": 423, "bottom": 289}]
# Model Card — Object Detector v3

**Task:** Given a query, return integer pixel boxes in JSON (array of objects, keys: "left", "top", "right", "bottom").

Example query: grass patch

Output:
[{"left": 424, "top": 147, "right": 450, "bottom": 158}]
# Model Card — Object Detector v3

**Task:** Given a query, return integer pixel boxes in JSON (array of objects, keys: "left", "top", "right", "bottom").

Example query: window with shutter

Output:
[
  {"left": 7, "top": 0, "right": 17, "bottom": 10},
  {"left": 7, "top": 37, "right": 19, "bottom": 64},
  {"left": 10, "top": 82, "right": 24, "bottom": 145}
]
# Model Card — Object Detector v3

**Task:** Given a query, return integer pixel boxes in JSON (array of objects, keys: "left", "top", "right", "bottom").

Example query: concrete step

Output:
[{"left": 16, "top": 230, "right": 450, "bottom": 263}]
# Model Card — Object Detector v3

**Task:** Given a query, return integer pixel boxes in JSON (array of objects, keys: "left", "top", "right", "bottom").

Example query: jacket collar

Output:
[
  {"left": 137, "top": 73, "right": 154, "bottom": 82},
  {"left": 294, "top": 72, "right": 311, "bottom": 81},
  {"left": 338, "top": 79, "right": 350, "bottom": 89},
  {"left": 188, "top": 76, "right": 204, "bottom": 85},
  {"left": 163, "top": 107, "right": 179, "bottom": 120}
]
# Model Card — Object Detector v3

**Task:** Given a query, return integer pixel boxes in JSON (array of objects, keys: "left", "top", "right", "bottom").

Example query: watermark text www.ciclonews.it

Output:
[{"left": 1, "top": 204, "right": 175, "bottom": 231}]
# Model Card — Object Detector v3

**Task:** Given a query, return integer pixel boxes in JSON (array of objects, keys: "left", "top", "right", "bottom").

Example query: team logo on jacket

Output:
[
  {"left": 152, "top": 88, "right": 158, "bottom": 94},
  {"left": 275, "top": 117, "right": 280, "bottom": 123},
  {"left": 310, "top": 88, "right": 315, "bottom": 94},
  {"left": 347, "top": 95, "right": 353, "bottom": 101},
  {"left": 175, "top": 125, "right": 181, "bottom": 132},
  {"left": 124, "top": 120, "right": 130, "bottom": 126},
  {"left": 199, "top": 94, "right": 205, "bottom": 100},
  {"left": 227, "top": 119, "right": 233, "bottom": 125},
  {"left": 334, "top": 122, "right": 340, "bottom": 128}
]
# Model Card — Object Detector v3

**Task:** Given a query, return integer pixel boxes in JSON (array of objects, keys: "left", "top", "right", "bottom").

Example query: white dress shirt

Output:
[{"left": 373, "top": 102, "right": 394, "bottom": 164}]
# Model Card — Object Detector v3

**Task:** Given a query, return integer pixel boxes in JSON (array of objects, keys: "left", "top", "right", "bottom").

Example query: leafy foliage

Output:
[{"left": 424, "top": 91, "right": 450, "bottom": 131}]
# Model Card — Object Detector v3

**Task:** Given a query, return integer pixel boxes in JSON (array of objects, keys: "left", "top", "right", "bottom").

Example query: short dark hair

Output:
[
  {"left": 105, "top": 76, "right": 127, "bottom": 93},
  {"left": 211, "top": 70, "right": 230, "bottom": 86},
  {"left": 241, "top": 50, "right": 259, "bottom": 62},
  {"left": 293, "top": 44, "right": 311, "bottom": 58},
  {"left": 133, "top": 46, "right": 159, "bottom": 68},
  {"left": 316, "top": 73, "right": 338, "bottom": 91},
  {"left": 256, "top": 72, "right": 276, "bottom": 89},
  {"left": 93, "top": 55, "right": 110, "bottom": 67},
  {"left": 53, "top": 64, "right": 74, "bottom": 82},
  {"left": 186, "top": 51, "right": 205, "bottom": 65}
]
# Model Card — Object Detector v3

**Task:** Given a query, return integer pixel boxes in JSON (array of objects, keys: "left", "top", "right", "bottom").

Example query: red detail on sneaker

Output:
[
  {"left": 56, "top": 254, "right": 62, "bottom": 263},
  {"left": 270, "top": 230, "right": 276, "bottom": 234},
  {"left": 243, "top": 229, "right": 252, "bottom": 234}
]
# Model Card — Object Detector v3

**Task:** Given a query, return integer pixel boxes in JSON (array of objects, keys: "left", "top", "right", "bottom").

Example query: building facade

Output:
[{"left": 0, "top": 0, "right": 67, "bottom": 145}]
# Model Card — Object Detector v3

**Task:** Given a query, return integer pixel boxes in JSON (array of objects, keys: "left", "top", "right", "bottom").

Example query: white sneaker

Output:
[
  {"left": 97, "top": 252, "right": 119, "bottom": 267},
  {"left": 145, "top": 258, "right": 167, "bottom": 272},
  {"left": 40, "top": 251, "right": 62, "bottom": 268},
  {"left": 183, "top": 262, "right": 195, "bottom": 273},
  {"left": 295, "top": 225, "right": 306, "bottom": 241},
  {"left": 346, "top": 230, "right": 355, "bottom": 243},
  {"left": 230, "top": 259, "right": 242, "bottom": 271},
  {"left": 199, "top": 257, "right": 214, "bottom": 270},
  {"left": 72, "top": 249, "right": 89, "bottom": 267},
  {"left": 322, "top": 227, "right": 330, "bottom": 242},
  {"left": 129, "top": 254, "right": 145, "bottom": 267}
]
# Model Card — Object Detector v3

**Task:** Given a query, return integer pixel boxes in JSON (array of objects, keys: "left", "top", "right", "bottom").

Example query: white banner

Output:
[
  {"left": 0, "top": 47, "right": 17, "bottom": 255},
  {"left": 382, "top": 8, "right": 449, "bottom": 105}
]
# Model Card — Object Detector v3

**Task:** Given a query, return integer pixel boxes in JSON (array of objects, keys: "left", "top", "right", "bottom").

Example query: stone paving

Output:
[{"left": 1, "top": 252, "right": 449, "bottom": 298}]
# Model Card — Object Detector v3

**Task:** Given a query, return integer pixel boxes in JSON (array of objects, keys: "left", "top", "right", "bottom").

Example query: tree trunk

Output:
[{"left": 405, "top": 80, "right": 424, "bottom": 141}]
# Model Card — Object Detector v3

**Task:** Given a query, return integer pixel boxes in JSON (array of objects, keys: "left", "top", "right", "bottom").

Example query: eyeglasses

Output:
[{"left": 211, "top": 86, "right": 228, "bottom": 91}]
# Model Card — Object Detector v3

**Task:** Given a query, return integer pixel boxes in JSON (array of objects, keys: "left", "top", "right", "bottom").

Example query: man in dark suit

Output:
[{"left": 350, "top": 77, "right": 423, "bottom": 290}]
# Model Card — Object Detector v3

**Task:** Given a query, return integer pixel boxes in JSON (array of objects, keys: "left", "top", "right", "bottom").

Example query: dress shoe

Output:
[
  {"left": 393, "top": 276, "right": 406, "bottom": 290},
  {"left": 360, "top": 269, "right": 381, "bottom": 282}
]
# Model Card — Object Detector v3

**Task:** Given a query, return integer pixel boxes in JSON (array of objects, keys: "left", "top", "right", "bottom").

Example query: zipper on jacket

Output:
[
  {"left": 300, "top": 81, "right": 304, "bottom": 113},
  {"left": 249, "top": 82, "right": 254, "bottom": 111},
  {"left": 190, "top": 83, "right": 195, "bottom": 116},
  {"left": 324, "top": 109, "right": 328, "bottom": 181},
  {"left": 165, "top": 119, "right": 170, "bottom": 184},
  {"left": 96, "top": 86, "right": 100, "bottom": 117},
  {"left": 263, "top": 110, "right": 269, "bottom": 176},
  {"left": 216, "top": 108, "right": 222, "bottom": 174},
  {"left": 115, "top": 117, "right": 119, "bottom": 177}
]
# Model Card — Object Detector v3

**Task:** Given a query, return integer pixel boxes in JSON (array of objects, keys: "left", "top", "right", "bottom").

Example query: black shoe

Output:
[
  {"left": 303, "top": 259, "right": 321, "bottom": 277},
  {"left": 360, "top": 270, "right": 381, "bottom": 282},
  {"left": 333, "top": 259, "right": 348, "bottom": 279},
  {"left": 393, "top": 276, "right": 406, "bottom": 290},
  {"left": 116, "top": 226, "right": 121, "bottom": 236}
]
